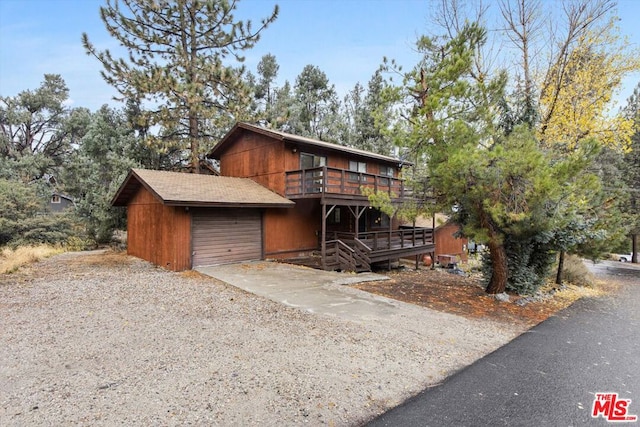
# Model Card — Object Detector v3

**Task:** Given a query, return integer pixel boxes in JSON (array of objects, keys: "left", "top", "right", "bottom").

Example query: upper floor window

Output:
[
  {"left": 300, "top": 152, "right": 326, "bottom": 169},
  {"left": 51, "top": 195, "right": 61, "bottom": 204},
  {"left": 380, "top": 165, "right": 394, "bottom": 177},
  {"left": 349, "top": 161, "right": 367, "bottom": 173},
  {"left": 349, "top": 161, "right": 367, "bottom": 182}
]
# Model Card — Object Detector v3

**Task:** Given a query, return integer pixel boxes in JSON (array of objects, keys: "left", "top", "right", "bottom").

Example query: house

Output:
[
  {"left": 112, "top": 122, "right": 435, "bottom": 271},
  {"left": 207, "top": 122, "right": 435, "bottom": 271},
  {"left": 48, "top": 192, "right": 74, "bottom": 213}
]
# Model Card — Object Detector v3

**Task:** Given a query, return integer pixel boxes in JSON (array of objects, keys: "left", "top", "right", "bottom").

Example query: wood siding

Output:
[
  {"left": 263, "top": 199, "right": 320, "bottom": 257},
  {"left": 191, "top": 208, "right": 262, "bottom": 266},
  {"left": 219, "top": 132, "right": 287, "bottom": 195},
  {"left": 127, "top": 186, "right": 191, "bottom": 271},
  {"left": 435, "top": 222, "right": 468, "bottom": 262}
]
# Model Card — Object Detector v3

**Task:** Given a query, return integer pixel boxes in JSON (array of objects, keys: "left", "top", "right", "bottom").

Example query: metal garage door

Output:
[{"left": 191, "top": 208, "right": 262, "bottom": 267}]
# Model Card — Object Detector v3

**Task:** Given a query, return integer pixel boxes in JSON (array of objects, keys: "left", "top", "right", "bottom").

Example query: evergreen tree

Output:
[
  {"left": 292, "top": 64, "right": 341, "bottom": 142},
  {"left": 62, "top": 106, "right": 139, "bottom": 243},
  {"left": 83, "top": 0, "right": 278, "bottom": 172},
  {"left": 342, "top": 70, "right": 394, "bottom": 155},
  {"left": 622, "top": 83, "right": 640, "bottom": 262},
  {"left": 0, "top": 74, "right": 89, "bottom": 182}
]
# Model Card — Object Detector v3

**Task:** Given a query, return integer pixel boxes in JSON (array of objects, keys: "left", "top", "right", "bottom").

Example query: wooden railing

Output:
[
  {"left": 323, "top": 228, "right": 434, "bottom": 271},
  {"left": 324, "top": 238, "right": 372, "bottom": 272},
  {"left": 325, "top": 239, "right": 357, "bottom": 272},
  {"left": 352, "top": 238, "right": 372, "bottom": 270},
  {"left": 330, "top": 228, "right": 433, "bottom": 252},
  {"left": 285, "top": 166, "right": 411, "bottom": 198}
]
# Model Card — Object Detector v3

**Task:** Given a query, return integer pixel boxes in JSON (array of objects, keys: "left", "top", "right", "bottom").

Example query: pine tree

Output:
[{"left": 83, "top": 0, "right": 278, "bottom": 172}]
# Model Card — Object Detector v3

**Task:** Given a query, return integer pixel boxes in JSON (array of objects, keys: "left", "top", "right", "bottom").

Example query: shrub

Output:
[
  {"left": 560, "top": 254, "right": 595, "bottom": 287},
  {"left": 481, "top": 234, "right": 556, "bottom": 295}
]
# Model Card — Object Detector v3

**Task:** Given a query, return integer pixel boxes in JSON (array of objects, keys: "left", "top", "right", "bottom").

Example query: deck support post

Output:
[{"left": 321, "top": 203, "right": 327, "bottom": 270}]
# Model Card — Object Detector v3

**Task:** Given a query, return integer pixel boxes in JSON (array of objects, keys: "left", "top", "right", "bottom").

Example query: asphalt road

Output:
[{"left": 368, "top": 260, "right": 640, "bottom": 427}]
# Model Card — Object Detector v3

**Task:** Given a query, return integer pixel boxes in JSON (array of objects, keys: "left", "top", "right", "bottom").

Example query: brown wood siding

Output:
[
  {"left": 219, "top": 133, "right": 287, "bottom": 195},
  {"left": 127, "top": 186, "right": 191, "bottom": 271},
  {"left": 191, "top": 208, "right": 262, "bottom": 266},
  {"left": 435, "top": 223, "right": 468, "bottom": 262},
  {"left": 263, "top": 199, "right": 321, "bottom": 257}
]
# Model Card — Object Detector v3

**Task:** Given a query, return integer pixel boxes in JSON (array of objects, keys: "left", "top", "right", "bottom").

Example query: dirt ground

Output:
[
  {"left": 355, "top": 265, "right": 606, "bottom": 328},
  {"left": 1, "top": 251, "right": 527, "bottom": 426}
]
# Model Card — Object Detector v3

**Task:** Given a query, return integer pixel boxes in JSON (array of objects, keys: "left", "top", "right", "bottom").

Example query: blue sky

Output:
[{"left": 1, "top": 0, "right": 639, "bottom": 112}]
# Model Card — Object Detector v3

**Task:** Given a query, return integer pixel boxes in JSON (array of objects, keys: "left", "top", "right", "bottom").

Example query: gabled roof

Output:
[
  {"left": 207, "top": 122, "right": 412, "bottom": 166},
  {"left": 111, "top": 169, "right": 294, "bottom": 208},
  {"left": 51, "top": 192, "right": 74, "bottom": 202},
  {"left": 411, "top": 214, "right": 455, "bottom": 229}
]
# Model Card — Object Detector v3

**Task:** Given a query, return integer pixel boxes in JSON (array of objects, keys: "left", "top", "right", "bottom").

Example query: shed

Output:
[
  {"left": 111, "top": 169, "right": 294, "bottom": 271},
  {"left": 411, "top": 214, "right": 469, "bottom": 264}
]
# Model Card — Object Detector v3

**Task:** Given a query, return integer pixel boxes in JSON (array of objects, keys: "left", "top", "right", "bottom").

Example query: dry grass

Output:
[
  {"left": 64, "top": 250, "right": 131, "bottom": 267},
  {"left": 0, "top": 245, "right": 64, "bottom": 274},
  {"left": 561, "top": 254, "right": 596, "bottom": 287}
]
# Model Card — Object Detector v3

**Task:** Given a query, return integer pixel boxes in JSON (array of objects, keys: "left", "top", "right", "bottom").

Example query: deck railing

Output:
[
  {"left": 330, "top": 228, "right": 433, "bottom": 253},
  {"left": 324, "top": 228, "right": 434, "bottom": 271},
  {"left": 285, "top": 166, "right": 411, "bottom": 198}
]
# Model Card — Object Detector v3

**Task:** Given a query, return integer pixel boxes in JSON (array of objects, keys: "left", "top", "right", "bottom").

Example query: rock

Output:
[
  {"left": 447, "top": 267, "right": 466, "bottom": 277},
  {"left": 494, "top": 292, "right": 510, "bottom": 303}
]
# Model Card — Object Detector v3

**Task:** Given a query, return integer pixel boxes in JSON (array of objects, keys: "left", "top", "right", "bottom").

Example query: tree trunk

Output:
[
  {"left": 189, "top": 113, "right": 199, "bottom": 174},
  {"left": 485, "top": 240, "right": 508, "bottom": 294},
  {"left": 555, "top": 250, "right": 565, "bottom": 285},
  {"left": 632, "top": 233, "right": 638, "bottom": 264}
]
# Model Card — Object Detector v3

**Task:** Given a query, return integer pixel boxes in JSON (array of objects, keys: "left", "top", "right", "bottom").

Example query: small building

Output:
[
  {"left": 111, "top": 169, "right": 294, "bottom": 271},
  {"left": 49, "top": 193, "right": 74, "bottom": 213},
  {"left": 112, "top": 122, "right": 435, "bottom": 271},
  {"left": 412, "top": 214, "right": 468, "bottom": 265}
]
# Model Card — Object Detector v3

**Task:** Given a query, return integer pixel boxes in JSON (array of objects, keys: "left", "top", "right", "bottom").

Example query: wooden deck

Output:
[
  {"left": 324, "top": 228, "right": 434, "bottom": 272},
  {"left": 286, "top": 166, "right": 434, "bottom": 272},
  {"left": 285, "top": 166, "right": 412, "bottom": 200}
]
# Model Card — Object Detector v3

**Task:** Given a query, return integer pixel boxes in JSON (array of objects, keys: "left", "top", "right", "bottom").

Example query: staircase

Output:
[{"left": 324, "top": 238, "right": 371, "bottom": 272}]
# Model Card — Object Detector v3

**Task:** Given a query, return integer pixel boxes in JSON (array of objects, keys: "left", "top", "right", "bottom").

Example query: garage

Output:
[
  {"left": 192, "top": 208, "right": 262, "bottom": 267},
  {"left": 111, "top": 169, "right": 294, "bottom": 271}
]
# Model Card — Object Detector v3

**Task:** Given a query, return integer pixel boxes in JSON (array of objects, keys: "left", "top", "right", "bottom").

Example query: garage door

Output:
[{"left": 191, "top": 208, "right": 262, "bottom": 267}]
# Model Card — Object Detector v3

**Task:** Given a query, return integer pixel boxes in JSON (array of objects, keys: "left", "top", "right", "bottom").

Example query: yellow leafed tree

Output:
[{"left": 539, "top": 18, "right": 640, "bottom": 151}]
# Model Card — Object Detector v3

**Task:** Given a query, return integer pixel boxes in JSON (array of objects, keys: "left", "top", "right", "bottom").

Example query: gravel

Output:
[{"left": 0, "top": 251, "right": 526, "bottom": 426}]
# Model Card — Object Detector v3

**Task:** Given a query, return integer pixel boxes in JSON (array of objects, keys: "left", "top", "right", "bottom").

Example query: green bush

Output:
[
  {"left": 0, "top": 179, "right": 87, "bottom": 247},
  {"left": 481, "top": 233, "right": 556, "bottom": 295}
]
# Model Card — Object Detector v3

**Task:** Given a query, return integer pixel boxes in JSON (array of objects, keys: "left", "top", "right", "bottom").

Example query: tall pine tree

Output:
[{"left": 83, "top": 0, "right": 278, "bottom": 172}]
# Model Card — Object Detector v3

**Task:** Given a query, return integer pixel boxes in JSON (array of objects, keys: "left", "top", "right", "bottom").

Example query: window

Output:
[
  {"left": 349, "top": 161, "right": 367, "bottom": 173},
  {"left": 51, "top": 195, "right": 61, "bottom": 204},
  {"left": 301, "top": 153, "right": 326, "bottom": 193},
  {"left": 348, "top": 161, "right": 367, "bottom": 182},
  {"left": 328, "top": 207, "right": 341, "bottom": 225},
  {"left": 372, "top": 210, "right": 390, "bottom": 229},
  {"left": 300, "top": 153, "right": 326, "bottom": 169},
  {"left": 380, "top": 165, "right": 394, "bottom": 177},
  {"left": 379, "top": 165, "right": 394, "bottom": 186}
]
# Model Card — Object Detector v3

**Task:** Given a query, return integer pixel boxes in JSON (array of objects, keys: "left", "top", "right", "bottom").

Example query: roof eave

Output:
[
  {"left": 164, "top": 200, "right": 295, "bottom": 209},
  {"left": 110, "top": 169, "right": 165, "bottom": 207}
]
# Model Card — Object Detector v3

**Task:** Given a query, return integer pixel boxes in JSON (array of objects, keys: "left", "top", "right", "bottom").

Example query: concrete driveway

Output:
[{"left": 196, "top": 261, "right": 403, "bottom": 322}]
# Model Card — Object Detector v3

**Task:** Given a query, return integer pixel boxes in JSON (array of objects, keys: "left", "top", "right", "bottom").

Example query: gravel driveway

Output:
[{"left": 0, "top": 251, "right": 525, "bottom": 426}]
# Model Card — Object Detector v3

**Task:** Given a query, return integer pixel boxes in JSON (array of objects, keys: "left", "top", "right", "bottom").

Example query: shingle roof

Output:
[
  {"left": 207, "top": 122, "right": 412, "bottom": 166},
  {"left": 111, "top": 169, "right": 294, "bottom": 208}
]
